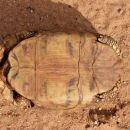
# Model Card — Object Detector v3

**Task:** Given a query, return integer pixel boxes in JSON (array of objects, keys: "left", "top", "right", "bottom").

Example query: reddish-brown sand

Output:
[{"left": 0, "top": 0, "right": 130, "bottom": 130}]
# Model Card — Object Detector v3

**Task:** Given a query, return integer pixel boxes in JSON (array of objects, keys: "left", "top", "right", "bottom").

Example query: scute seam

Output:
[{"left": 77, "top": 35, "right": 83, "bottom": 105}]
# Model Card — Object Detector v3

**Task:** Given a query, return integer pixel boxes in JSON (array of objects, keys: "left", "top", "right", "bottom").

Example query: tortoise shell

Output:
[{"left": 7, "top": 32, "right": 122, "bottom": 109}]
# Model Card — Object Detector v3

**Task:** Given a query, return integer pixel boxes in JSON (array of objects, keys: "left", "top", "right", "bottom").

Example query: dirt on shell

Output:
[{"left": 0, "top": 0, "right": 130, "bottom": 130}]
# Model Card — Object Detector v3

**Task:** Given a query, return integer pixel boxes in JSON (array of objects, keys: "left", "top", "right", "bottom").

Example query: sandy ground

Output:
[{"left": 0, "top": 0, "right": 130, "bottom": 130}]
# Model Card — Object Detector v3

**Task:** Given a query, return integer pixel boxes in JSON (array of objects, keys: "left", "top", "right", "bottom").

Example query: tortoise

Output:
[{"left": 0, "top": 31, "right": 123, "bottom": 109}]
